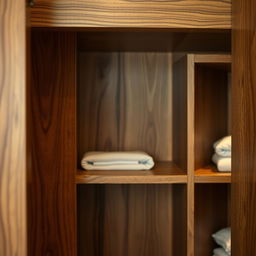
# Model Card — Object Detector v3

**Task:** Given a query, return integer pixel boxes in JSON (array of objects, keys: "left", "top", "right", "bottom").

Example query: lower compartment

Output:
[
  {"left": 77, "top": 184, "right": 187, "bottom": 256},
  {"left": 195, "top": 184, "right": 230, "bottom": 256}
]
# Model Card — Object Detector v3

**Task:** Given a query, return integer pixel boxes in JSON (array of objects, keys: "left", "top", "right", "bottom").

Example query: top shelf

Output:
[{"left": 30, "top": 0, "right": 231, "bottom": 29}]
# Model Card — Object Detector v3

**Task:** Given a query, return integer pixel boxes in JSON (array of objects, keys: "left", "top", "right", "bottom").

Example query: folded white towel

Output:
[
  {"left": 212, "top": 154, "right": 231, "bottom": 172},
  {"left": 81, "top": 151, "right": 155, "bottom": 170},
  {"left": 212, "top": 228, "right": 231, "bottom": 255},
  {"left": 213, "top": 136, "right": 231, "bottom": 157},
  {"left": 213, "top": 248, "right": 230, "bottom": 256}
]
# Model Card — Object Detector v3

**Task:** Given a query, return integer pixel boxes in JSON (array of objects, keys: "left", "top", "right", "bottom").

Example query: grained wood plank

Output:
[
  {"left": 27, "top": 31, "right": 77, "bottom": 256},
  {"left": 76, "top": 162, "right": 187, "bottom": 184},
  {"left": 232, "top": 0, "right": 256, "bottom": 254},
  {"left": 30, "top": 0, "right": 231, "bottom": 29},
  {"left": 78, "top": 184, "right": 187, "bottom": 256},
  {"left": 0, "top": 1, "right": 26, "bottom": 256},
  {"left": 195, "top": 166, "right": 231, "bottom": 183},
  {"left": 78, "top": 52, "right": 172, "bottom": 162}
]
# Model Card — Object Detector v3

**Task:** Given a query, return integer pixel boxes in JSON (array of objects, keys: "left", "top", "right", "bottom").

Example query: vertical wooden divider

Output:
[
  {"left": 173, "top": 54, "right": 195, "bottom": 256},
  {"left": 187, "top": 55, "right": 195, "bottom": 256},
  {"left": 27, "top": 31, "right": 77, "bottom": 256}
]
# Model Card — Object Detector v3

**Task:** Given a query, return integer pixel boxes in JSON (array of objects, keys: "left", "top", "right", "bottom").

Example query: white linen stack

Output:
[
  {"left": 212, "top": 227, "right": 231, "bottom": 256},
  {"left": 81, "top": 151, "right": 155, "bottom": 170},
  {"left": 212, "top": 136, "right": 231, "bottom": 172}
]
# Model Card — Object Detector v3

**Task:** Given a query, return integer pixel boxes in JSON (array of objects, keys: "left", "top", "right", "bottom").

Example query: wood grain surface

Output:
[
  {"left": 78, "top": 52, "right": 172, "bottom": 163},
  {"left": 27, "top": 31, "right": 77, "bottom": 256},
  {"left": 232, "top": 0, "right": 256, "bottom": 254},
  {"left": 30, "top": 0, "right": 231, "bottom": 29},
  {"left": 195, "top": 166, "right": 231, "bottom": 183},
  {"left": 76, "top": 162, "right": 187, "bottom": 184},
  {"left": 78, "top": 184, "right": 187, "bottom": 256},
  {"left": 0, "top": 1, "right": 27, "bottom": 256}
]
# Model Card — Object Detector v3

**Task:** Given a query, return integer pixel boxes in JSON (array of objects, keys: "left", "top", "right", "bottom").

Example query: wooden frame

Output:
[{"left": 28, "top": 29, "right": 231, "bottom": 256}]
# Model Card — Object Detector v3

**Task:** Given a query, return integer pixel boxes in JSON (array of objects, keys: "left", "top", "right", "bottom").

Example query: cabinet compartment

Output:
[
  {"left": 194, "top": 59, "right": 231, "bottom": 182},
  {"left": 29, "top": 29, "right": 231, "bottom": 256},
  {"left": 195, "top": 184, "right": 230, "bottom": 256},
  {"left": 77, "top": 49, "right": 188, "bottom": 183},
  {"left": 78, "top": 52, "right": 173, "bottom": 163},
  {"left": 78, "top": 184, "right": 187, "bottom": 256},
  {"left": 173, "top": 54, "right": 231, "bottom": 183},
  {"left": 195, "top": 62, "right": 231, "bottom": 169}
]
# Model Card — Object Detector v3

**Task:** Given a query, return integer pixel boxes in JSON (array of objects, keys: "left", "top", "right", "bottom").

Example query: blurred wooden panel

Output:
[
  {"left": 28, "top": 31, "right": 77, "bottom": 256},
  {"left": 232, "top": 0, "right": 256, "bottom": 254},
  {"left": 78, "top": 52, "right": 172, "bottom": 162},
  {"left": 0, "top": 1, "right": 26, "bottom": 255},
  {"left": 30, "top": 0, "right": 231, "bottom": 29}
]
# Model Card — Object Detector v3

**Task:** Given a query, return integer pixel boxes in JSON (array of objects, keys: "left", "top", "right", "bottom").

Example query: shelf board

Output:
[
  {"left": 195, "top": 165, "right": 231, "bottom": 183},
  {"left": 76, "top": 161, "right": 187, "bottom": 184}
]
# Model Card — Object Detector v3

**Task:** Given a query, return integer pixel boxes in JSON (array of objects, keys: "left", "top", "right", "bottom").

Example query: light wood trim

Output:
[
  {"left": 187, "top": 54, "right": 195, "bottom": 256},
  {"left": 195, "top": 167, "right": 231, "bottom": 183},
  {"left": 30, "top": 0, "right": 231, "bottom": 29},
  {"left": 76, "top": 162, "right": 187, "bottom": 184},
  {"left": 194, "top": 54, "right": 231, "bottom": 63},
  {"left": 0, "top": 1, "right": 27, "bottom": 255}
]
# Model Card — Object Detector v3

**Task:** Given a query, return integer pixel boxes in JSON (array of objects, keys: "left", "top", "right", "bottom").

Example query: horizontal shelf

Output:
[
  {"left": 194, "top": 165, "right": 231, "bottom": 183},
  {"left": 76, "top": 161, "right": 187, "bottom": 184}
]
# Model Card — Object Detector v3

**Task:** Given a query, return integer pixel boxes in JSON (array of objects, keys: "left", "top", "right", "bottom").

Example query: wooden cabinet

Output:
[
  {"left": 30, "top": 0, "right": 231, "bottom": 29},
  {"left": 1, "top": 0, "right": 256, "bottom": 256},
  {"left": 28, "top": 27, "right": 232, "bottom": 256}
]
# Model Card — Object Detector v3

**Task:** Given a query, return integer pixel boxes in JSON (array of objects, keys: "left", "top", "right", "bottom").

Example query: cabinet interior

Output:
[{"left": 30, "top": 29, "right": 231, "bottom": 256}]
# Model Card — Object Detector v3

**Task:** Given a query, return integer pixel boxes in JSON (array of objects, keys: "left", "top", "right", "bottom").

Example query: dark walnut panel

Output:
[
  {"left": 0, "top": 1, "right": 26, "bottom": 255},
  {"left": 232, "top": 0, "right": 256, "bottom": 254},
  {"left": 31, "top": 0, "right": 231, "bottom": 29},
  {"left": 78, "top": 52, "right": 172, "bottom": 162},
  {"left": 28, "top": 31, "right": 77, "bottom": 256},
  {"left": 78, "top": 184, "right": 187, "bottom": 256}
]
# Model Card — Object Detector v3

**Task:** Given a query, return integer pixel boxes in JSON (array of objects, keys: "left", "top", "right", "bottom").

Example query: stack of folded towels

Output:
[
  {"left": 212, "top": 136, "right": 231, "bottom": 172},
  {"left": 81, "top": 151, "right": 155, "bottom": 170},
  {"left": 212, "top": 227, "right": 231, "bottom": 256}
]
